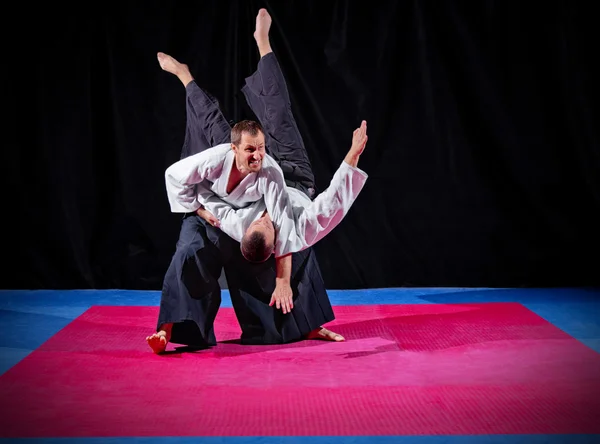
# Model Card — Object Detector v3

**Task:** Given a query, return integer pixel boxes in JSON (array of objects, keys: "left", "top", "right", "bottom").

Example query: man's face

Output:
[{"left": 232, "top": 131, "right": 266, "bottom": 174}]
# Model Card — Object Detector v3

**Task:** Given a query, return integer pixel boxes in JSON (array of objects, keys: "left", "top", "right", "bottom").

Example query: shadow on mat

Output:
[{"left": 162, "top": 344, "right": 213, "bottom": 355}]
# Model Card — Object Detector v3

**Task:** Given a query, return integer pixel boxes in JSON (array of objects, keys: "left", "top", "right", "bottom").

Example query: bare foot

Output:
[
  {"left": 253, "top": 9, "right": 272, "bottom": 57},
  {"left": 307, "top": 327, "right": 345, "bottom": 342},
  {"left": 157, "top": 52, "right": 193, "bottom": 86},
  {"left": 146, "top": 329, "right": 170, "bottom": 354}
]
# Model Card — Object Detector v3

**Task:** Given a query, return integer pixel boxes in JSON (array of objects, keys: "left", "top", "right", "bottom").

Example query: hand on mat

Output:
[
  {"left": 270, "top": 281, "right": 294, "bottom": 314},
  {"left": 196, "top": 207, "right": 220, "bottom": 228}
]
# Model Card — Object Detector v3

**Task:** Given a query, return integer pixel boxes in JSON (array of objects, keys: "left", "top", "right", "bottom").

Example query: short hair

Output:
[
  {"left": 241, "top": 230, "right": 274, "bottom": 263},
  {"left": 231, "top": 120, "right": 264, "bottom": 146}
]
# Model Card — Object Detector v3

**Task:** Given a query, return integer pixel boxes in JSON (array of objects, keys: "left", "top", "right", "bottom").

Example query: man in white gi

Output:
[
  {"left": 147, "top": 8, "right": 367, "bottom": 353},
  {"left": 164, "top": 122, "right": 368, "bottom": 261},
  {"left": 166, "top": 120, "right": 368, "bottom": 308}
]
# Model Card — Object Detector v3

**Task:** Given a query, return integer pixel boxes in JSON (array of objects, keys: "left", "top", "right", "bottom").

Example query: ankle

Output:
[
  {"left": 178, "top": 72, "right": 194, "bottom": 87},
  {"left": 159, "top": 323, "right": 173, "bottom": 336},
  {"left": 257, "top": 43, "right": 272, "bottom": 58}
]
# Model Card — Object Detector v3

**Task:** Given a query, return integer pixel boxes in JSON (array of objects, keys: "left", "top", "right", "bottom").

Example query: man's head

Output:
[
  {"left": 231, "top": 120, "right": 266, "bottom": 174},
  {"left": 240, "top": 212, "right": 275, "bottom": 263}
]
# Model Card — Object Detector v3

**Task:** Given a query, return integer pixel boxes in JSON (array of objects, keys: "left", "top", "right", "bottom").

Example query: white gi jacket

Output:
[{"left": 165, "top": 143, "right": 368, "bottom": 256}]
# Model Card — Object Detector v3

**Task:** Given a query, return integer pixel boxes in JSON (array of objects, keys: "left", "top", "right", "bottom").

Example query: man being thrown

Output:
[
  {"left": 194, "top": 122, "right": 367, "bottom": 276},
  {"left": 147, "top": 8, "right": 368, "bottom": 353}
]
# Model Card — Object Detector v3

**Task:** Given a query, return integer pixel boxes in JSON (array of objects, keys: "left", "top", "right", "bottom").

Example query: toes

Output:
[{"left": 322, "top": 329, "right": 344, "bottom": 342}]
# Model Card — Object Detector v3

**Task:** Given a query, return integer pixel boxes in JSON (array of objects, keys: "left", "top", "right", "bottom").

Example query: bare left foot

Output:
[
  {"left": 307, "top": 327, "right": 345, "bottom": 342},
  {"left": 146, "top": 323, "right": 173, "bottom": 354},
  {"left": 253, "top": 8, "right": 273, "bottom": 57},
  {"left": 156, "top": 52, "right": 193, "bottom": 87},
  {"left": 146, "top": 330, "right": 169, "bottom": 354}
]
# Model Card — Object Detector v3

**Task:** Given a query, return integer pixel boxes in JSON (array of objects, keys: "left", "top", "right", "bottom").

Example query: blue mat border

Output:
[{"left": 1, "top": 434, "right": 599, "bottom": 443}]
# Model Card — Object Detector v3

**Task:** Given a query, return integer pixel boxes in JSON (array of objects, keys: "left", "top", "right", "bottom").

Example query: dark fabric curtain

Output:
[{"left": 5, "top": 1, "right": 599, "bottom": 290}]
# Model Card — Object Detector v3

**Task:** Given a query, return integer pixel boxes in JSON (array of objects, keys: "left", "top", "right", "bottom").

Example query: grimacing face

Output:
[{"left": 232, "top": 131, "right": 266, "bottom": 174}]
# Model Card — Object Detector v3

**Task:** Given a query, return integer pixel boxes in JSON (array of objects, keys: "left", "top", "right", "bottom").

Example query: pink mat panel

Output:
[{"left": 1, "top": 303, "right": 599, "bottom": 437}]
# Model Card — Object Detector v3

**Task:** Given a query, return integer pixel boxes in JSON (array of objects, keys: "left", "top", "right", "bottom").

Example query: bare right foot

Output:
[
  {"left": 157, "top": 52, "right": 193, "bottom": 86},
  {"left": 146, "top": 329, "right": 171, "bottom": 354},
  {"left": 253, "top": 9, "right": 273, "bottom": 57},
  {"left": 306, "top": 327, "right": 345, "bottom": 342}
]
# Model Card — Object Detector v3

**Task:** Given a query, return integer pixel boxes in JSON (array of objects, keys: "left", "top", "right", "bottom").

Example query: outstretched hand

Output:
[
  {"left": 351, "top": 120, "right": 368, "bottom": 156},
  {"left": 196, "top": 207, "right": 220, "bottom": 228},
  {"left": 345, "top": 120, "right": 368, "bottom": 167}
]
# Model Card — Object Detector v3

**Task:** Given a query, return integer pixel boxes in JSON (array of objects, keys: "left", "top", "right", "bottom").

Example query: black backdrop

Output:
[{"left": 5, "top": 1, "right": 599, "bottom": 290}]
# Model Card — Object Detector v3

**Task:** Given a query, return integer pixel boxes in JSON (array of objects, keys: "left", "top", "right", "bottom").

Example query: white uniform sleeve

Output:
[
  {"left": 296, "top": 161, "right": 368, "bottom": 247},
  {"left": 164, "top": 151, "right": 215, "bottom": 213}
]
